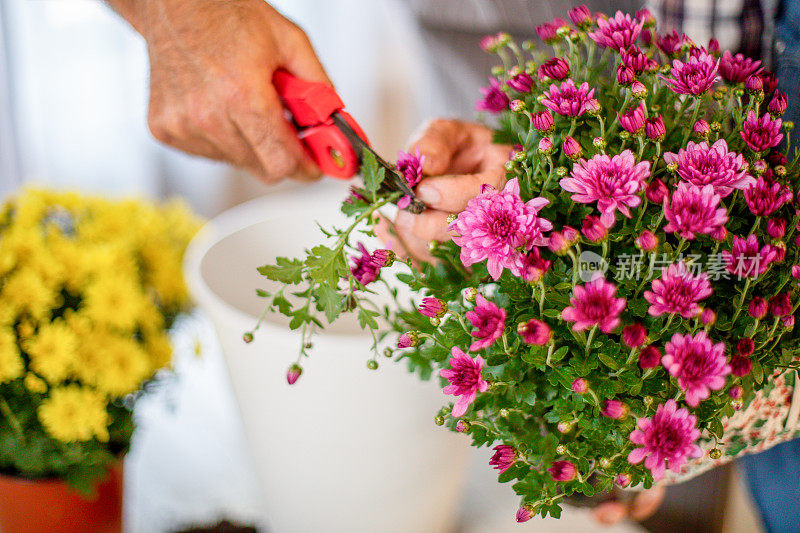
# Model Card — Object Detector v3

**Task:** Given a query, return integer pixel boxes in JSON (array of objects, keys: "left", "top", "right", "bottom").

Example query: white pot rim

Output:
[{"left": 183, "top": 180, "right": 378, "bottom": 340}]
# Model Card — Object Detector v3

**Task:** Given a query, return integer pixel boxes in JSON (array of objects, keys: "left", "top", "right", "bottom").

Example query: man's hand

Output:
[
  {"left": 377, "top": 119, "right": 510, "bottom": 261},
  {"left": 592, "top": 486, "right": 665, "bottom": 525},
  {"left": 108, "top": 0, "right": 329, "bottom": 182}
]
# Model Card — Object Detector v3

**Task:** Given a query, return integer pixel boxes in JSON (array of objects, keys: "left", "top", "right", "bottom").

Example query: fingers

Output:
[
  {"left": 415, "top": 143, "right": 509, "bottom": 212},
  {"left": 629, "top": 486, "right": 665, "bottom": 521},
  {"left": 279, "top": 21, "right": 333, "bottom": 86},
  {"left": 395, "top": 209, "right": 452, "bottom": 243},
  {"left": 591, "top": 502, "right": 628, "bottom": 525},
  {"left": 374, "top": 215, "right": 435, "bottom": 265},
  {"left": 408, "top": 119, "right": 469, "bottom": 175}
]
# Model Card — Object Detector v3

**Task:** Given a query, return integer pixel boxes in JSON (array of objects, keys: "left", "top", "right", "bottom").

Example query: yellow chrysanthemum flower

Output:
[
  {"left": 1, "top": 269, "right": 59, "bottom": 321},
  {"left": 82, "top": 275, "right": 146, "bottom": 332},
  {"left": 143, "top": 332, "right": 173, "bottom": 372},
  {"left": 24, "top": 373, "right": 48, "bottom": 394},
  {"left": 25, "top": 321, "right": 79, "bottom": 384},
  {"left": 0, "top": 327, "right": 23, "bottom": 383},
  {"left": 38, "top": 385, "right": 109, "bottom": 442},
  {"left": 76, "top": 331, "right": 151, "bottom": 397}
]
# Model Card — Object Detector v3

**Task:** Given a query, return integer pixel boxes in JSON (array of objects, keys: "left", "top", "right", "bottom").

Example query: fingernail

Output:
[{"left": 417, "top": 184, "right": 440, "bottom": 205}]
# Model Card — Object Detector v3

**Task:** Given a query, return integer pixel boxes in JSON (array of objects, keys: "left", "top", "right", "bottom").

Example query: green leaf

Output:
[
  {"left": 305, "top": 245, "right": 346, "bottom": 287},
  {"left": 358, "top": 308, "right": 379, "bottom": 330},
  {"left": 708, "top": 419, "right": 723, "bottom": 439},
  {"left": 257, "top": 257, "right": 305, "bottom": 284},
  {"left": 752, "top": 359, "right": 764, "bottom": 384},
  {"left": 361, "top": 150, "right": 385, "bottom": 194},
  {"left": 597, "top": 352, "right": 620, "bottom": 370},
  {"left": 550, "top": 346, "right": 569, "bottom": 364},
  {"left": 316, "top": 285, "right": 344, "bottom": 323}
]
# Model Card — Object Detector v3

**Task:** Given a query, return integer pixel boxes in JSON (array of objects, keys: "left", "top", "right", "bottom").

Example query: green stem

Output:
[
  {"left": 585, "top": 325, "right": 598, "bottom": 357},
  {"left": 0, "top": 397, "right": 23, "bottom": 440},
  {"left": 730, "top": 277, "right": 753, "bottom": 326},
  {"left": 681, "top": 99, "right": 701, "bottom": 148}
]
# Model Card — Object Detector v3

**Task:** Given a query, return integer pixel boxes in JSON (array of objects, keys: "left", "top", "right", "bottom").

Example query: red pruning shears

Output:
[{"left": 273, "top": 69, "right": 425, "bottom": 213}]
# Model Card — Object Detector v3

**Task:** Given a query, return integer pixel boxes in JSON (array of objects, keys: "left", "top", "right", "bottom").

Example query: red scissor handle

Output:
[{"left": 273, "top": 69, "right": 369, "bottom": 179}]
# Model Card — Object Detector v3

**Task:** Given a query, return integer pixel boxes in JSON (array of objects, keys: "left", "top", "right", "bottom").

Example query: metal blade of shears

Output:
[{"left": 331, "top": 113, "right": 426, "bottom": 214}]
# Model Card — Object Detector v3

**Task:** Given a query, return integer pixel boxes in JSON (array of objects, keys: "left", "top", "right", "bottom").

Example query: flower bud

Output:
[
  {"left": 464, "top": 287, "right": 478, "bottom": 302},
  {"left": 548, "top": 460, "right": 577, "bottom": 482},
  {"left": 556, "top": 166, "right": 569, "bottom": 177},
  {"left": 538, "top": 57, "right": 570, "bottom": 82},
  {"left": 784, "top": 120, "right": 794, "bottom": 131},
  {"left": 631, "top": 80, "right": 647, "bottom": 99},
  {"left": 569, "top": 4, "right": 593, "bottom": 29},
  {"left": 769, "top": 292, "right": 792, "bottom": 317},
  {"left": 732, "top": 398, "right": 744, "bottom": 410},
  {"left": 538, "top": 137, "right": 554, "bottom": 155},
  {"left": 599, "top": 458, "right": 611, "bottom": 468},
  {"left": 516, "top": 506, "right": 534, "bottom": 523},
  {"left": 752, "top": 159, "right": 768, "bottom": 176},
  {"left": 490, "top": 65, "right": 505, "bottom": 77},
  {"left": 737, "top": 337, "right": 755, "bottom": 356},
  {"left": 586, "top": 98, "right": 602, "bottom": 116},
  {"left": 286, "top": 363, "right": 303, "bottom": 385},
  {"left": 783, "top": 315, "right": 795, "bottom": 330},
  {"left": 745, "top": 75, "right": 764, "bottom": 93},
  {"left": 562, "top": 136, "right": 583, "bottom": 160},
  {"left": 775, "top": 165, "right": 787, "bottom": 177},
  {"left": 646, "top": 178, "right": 669, "bottom": 203},
  {"left": 434, "top": 415, "right": 445, "bottom": 426},
  {"left": 499, "top": 408, "right": 510, "bottom": 417},
  {"left": 729, "top": 385, "right": 743, "bottom": 399},
  {"left": 601, "top": 400, "right": 628, "bottom": 419},
  {"left": 769, "top": 90, "right": 788, "bottom": 117},
  {"left": 622, "top": 323, "right": 647, "bottom": 348},
  {"left": 749, "top": 297, "right": 768, "bottom": 319},
  {"left": 383, "top": 347, "right": 393, "bottom": 358},
  {"left": 639, "top": 345, "right": 662, "bottom": 369},
  {"left": 366, "top": 359, "right": 379, "bottom": 370},
  {"left": 708, "top": 38, "right": 720, "bottom": 55},
  {"left": 242, "top": 332, "right": 254, "bottom": 343},
  {"left": 507, "top": 72, "right": 534, "bottom": 93},
  {"left": 636, "top": 230, "right": 658, "bottom": 252},
  {"left": 504, "top": 160, "right": 516, "bottom": 172},
  {"left": 419, "top": 297, "right": 447, "bottom": 318},
  {"left": 372, "top": 249, "right": 395, "bottom": 268},
  {"left": 557, "top": 420, "right": 573, "bottom": 433},
  {"left": 562, "top": 225, "right": 580, "bottom": 244},
  {"left": 518, "top": 318, "right": 552, "bottom": 345},
  {"left": 710, "top": 121, "right": 722, "bottom": 132},
  {"left": 531, "top": 110, "right": 555, "bottom": 133},
  {"left": 455, "top": 420, "right": 471, "bottom": 433},
  {"left": 768, "top": 218, "right": 786, "bottom": 239},
  {"left": 556, "top": 444, "right": 568, "bottom": 455},
  {"left": 730, "top": 356, "right": 752, "bottom": 377},
  {"left": 593, "top": 136, "right": 607, "bottom": 150},
  {"left": 700, "top": 308, "right": 717, "bottom": 326},
  {"left": 709, "top": 448, "right": 722, "bottom": 460},
  {"left": 397, "top": 332, "right": 419, "bottom": 348},
  {"left": 572, "top": 378, "right": 588, "bottom": 394},
  {"left": 509, "top": 99, "right": 525, "bottom": 113},
  {"left": 617, "top": 64, "right": 635, "bottom": 85},
  {"left": 581, "top": 215, "right": 608, "bottom": 243},
  {"left": 711, "top": 225, "right": 728, "bottom": 242},
  {"left": 548, "top": 231, "right": 570, "bottom": 255},
  {"left": 616, "top": 473, "right": 632, "bottom": 487},
  {"left": 643, "top": 395, "right": 654, "bottom": 407},
  {"left": 693, "top": 119, "right": 710, "bottom": 138},
  {"left": 645, "top": 115, "right": 666, "bottom": 141}
]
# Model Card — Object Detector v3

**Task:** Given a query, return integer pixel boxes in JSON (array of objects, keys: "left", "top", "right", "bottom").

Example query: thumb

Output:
[{"left": 408, "top": 119, "right": 467, "bottom": 176}]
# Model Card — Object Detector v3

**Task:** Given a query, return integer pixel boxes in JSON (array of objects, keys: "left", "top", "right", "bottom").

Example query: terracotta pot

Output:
[{"left": 0, "top": 462, "right": 123, "bottom": 533}]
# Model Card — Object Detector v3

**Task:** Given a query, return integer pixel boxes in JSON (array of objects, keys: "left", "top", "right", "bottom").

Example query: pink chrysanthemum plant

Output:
[{"left": 257, "top": 4, "right": 800, "bottom": 521}]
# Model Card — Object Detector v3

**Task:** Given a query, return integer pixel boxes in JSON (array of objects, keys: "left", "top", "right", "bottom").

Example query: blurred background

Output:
[{"left": 0, "top": 0, "right": 772, "bottom": 531}]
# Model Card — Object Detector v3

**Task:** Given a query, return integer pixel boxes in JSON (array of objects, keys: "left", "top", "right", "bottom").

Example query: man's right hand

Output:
[{"left": 114, "top": 0, "right": 330, "bottom": 182}]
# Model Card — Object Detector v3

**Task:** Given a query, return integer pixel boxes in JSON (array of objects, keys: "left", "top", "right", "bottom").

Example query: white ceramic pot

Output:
[{"left": 184, "top": 180, "right": 470, "bottom": 533}]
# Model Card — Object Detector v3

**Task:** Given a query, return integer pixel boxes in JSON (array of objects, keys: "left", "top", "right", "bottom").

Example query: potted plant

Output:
[
  {"left": 0, "top": 188, "right": 199, "bottom": 533},
  {"left": 255, "top": 6, "right": 800, "bottom": 523}
]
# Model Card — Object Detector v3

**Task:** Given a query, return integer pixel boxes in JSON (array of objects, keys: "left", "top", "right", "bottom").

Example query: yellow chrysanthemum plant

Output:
[{"left": 0, "top": 189, "right": 200, "bottom": 494}]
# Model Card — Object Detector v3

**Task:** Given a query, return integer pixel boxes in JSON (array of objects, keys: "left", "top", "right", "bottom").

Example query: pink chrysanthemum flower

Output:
[
  {"left": 561, "top": 276, "right": 626, "bottom": 333},
  {"left": 350, "top": 243, "right": 381, "bottom": 285},
  {"left": 620, "top": 46, "right": 657, "bottom": 73},
  {"left": 511, "top": 247, "right": 552, "bottom": 283},
  {"left": 656, "top": 30, "right": 692, "bottom": 57},
  {"left": 476, "top": 78, "right": 510, "bottom": 113},
  {"left": 644, "top": 262, "right": 713, "bottom": 318},
  {"left": 507, "top": 72, "right": 534, "bottom": 93},
  {"left": 743, "top": 177, "right": 793, "bottom": 216},
  {"left": 661, "top": 50, "right": 719, "bottom": 95},
  {"left": 560, "top": 150, "right": 650, "bottom": 227},
  {"left": 663, "top": 140, "right": 754, "bottom": 198},
  {"left": 396, "top": 149, "right": 425, "bottom": 188},
  {"left": 741, "top": 111, "right": 783, "bottom": 152},
  {"left": 450, "top": 178, "right": 552, "bottom": 280},
  {"left": 489, "top": 444, "right": 517, "bottom": 472},
  {"left": 588, "top": 10, "right": 643, "bottom": 50},
  {"left": 719, "top": 51, "right": 762, "bottom": 84},
  {"left": 439, "top": 347, "right": 489, "bottom": 417},
  {"left": 538, "top": 57, "right": 570, "bottom": 81},
  {"left": 722, "top": 235, "right": 778, "bottom": 278},
  {"left": 536, "top": 18, "right": 569, "bottom": 44},
  {"left": 617, "top": 103, "right": 647, "bottom": 134},
  {"left": 466, "top": 295, "right": 506, "bottom": 351},
  {"left": 548, "top": 460, "right": 577, "bottom": 481},
  {"left": 541, "top": 79, "right": 597, "bottom": 117},
  {"left": 628, "top": 399, "right": 703, "bottom": 480},
  {"left": 662, "top": 332, "right": 731, "bottom": 407},
  {"left": 662, "top": 183, "right": 728, "bottom": 240}
]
